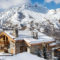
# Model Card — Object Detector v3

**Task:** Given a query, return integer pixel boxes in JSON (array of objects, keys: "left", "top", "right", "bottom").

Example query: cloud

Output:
[
  {"left": 54, "top": 0, "right": 60, "bottom": 4},
  {"left": 45, "top": 0, "right": 60, "bottom": 4},
  {"left": 45, "top": 0, "right": 52, "bottom": 3},
  {"left": 0, "top": 0, "right": 30, "bottom": 9}
]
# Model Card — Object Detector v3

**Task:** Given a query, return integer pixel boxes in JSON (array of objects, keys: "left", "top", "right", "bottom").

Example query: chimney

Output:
[
  {"left": 32, "top": 29, "right": 38, "bottom": 39},
  {"left": 13, "top": 28, "right": 18, "bottom": 37}
]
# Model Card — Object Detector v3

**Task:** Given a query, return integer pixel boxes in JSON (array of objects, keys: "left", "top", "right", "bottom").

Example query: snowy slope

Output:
[
  {"left": 0, "top": 4, "right": 60, "bottom": 29},
  {"left": 0, "top": 52, "right": 45, "bottom": 60},
  {"left": 0, "top": 4, "right": 48, "bottom": 25}
]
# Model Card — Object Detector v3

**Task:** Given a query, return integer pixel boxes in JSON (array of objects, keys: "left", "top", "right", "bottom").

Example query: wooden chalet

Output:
[{"left": 0, "top": 29, "right": 56, "bottom": 55}]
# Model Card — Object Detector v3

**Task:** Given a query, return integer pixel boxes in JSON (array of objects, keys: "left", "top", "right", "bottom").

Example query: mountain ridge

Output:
[{"left": 0, "top": 4, "right": 60, "bottom": 30}]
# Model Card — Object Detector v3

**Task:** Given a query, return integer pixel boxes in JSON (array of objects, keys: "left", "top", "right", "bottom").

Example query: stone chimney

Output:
[
  {"left": 13, "top": 28, "right": 18, "bottom": 37},
  {"left": 32, "top": 29, "right": 38, "bottom": 39}
]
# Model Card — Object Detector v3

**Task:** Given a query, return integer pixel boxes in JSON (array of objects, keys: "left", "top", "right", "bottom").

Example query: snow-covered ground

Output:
[
  {"left": 0, "top": 52, "right": 12, "bottom": 55},
  {"left": 0, "top": 52, "right": 45, "bottom": 60}
]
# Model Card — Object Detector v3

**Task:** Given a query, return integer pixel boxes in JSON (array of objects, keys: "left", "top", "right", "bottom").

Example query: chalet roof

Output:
[
  {"left": 3, "top": 30, "right": 55, "bottom": 44},
  {"left": 24, "top": 33, "right": 55, "bottom": 44},
  {"left": 49, "top": 42, "right": 56, "bottom": 46},
  {"left": 4, "top": 31, "right": 15, "bottom": 38},
  {"left": 15, "top": 30, "right": 32, "bottom": 40}
]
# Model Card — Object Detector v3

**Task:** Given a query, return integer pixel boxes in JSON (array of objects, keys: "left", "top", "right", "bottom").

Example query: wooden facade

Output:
[{"left": 0, "top": 32, "right": 15, "bottom": 54}]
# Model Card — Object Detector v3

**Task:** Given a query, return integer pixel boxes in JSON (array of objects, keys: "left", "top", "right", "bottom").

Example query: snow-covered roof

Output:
[
  {"left": 3, "top": 30, "right": 55, "bottom": 44},
  {"left": 0, "top": 52, "right": 45, "bottom": 60},
  {"left": 4, "top": 31, "right": 15, "bottom": 38},
  {"left": 24, "top": 32, "right": 55, "bottom": 44},
  {"left": 15, "top": 30, "right": 32, "bottom": 40},
  {"left": 49, "top": 43, "right": 56, "bottom": 46}
]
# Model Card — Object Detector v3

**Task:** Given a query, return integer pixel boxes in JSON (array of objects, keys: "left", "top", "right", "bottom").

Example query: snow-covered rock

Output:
[{"left": 48, "top": 9, "right": 56, "bottom": 14}]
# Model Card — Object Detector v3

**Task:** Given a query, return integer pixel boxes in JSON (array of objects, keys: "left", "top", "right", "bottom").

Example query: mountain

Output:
[{"left": 0, "top": 4, "right": 60, "bottom": 30}]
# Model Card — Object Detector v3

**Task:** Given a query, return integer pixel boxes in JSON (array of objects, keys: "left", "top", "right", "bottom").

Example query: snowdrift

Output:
[{"left": 0, "top": 52, "right": 45, "bottom": 60}]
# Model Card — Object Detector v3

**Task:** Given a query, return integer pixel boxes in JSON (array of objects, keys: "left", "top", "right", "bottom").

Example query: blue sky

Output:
[
  {"left": 0, "top": 0, "right": 60, "bottom": 12},
  {"left": 31, "top": 0, "right": 60, "bottom": 9}
]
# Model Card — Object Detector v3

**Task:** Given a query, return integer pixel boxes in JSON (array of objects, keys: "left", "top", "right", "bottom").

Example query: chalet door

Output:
[
  {"left": 54, "top": 49, "right": 60, "bottom": 57},
  {"left": 20, "top": 46, "right": 27, "bottom": 53}
]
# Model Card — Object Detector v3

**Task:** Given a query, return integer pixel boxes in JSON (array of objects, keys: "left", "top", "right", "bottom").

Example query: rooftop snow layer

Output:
[
  {"left": 4, "top": 31, "right": 15, "bottom": 38},
  {"left": 4, "top": 30, "right": 55, "bottom": 44},
  {"left": 24, "top": 32, "right": 55, "bottom": 44},
  {"left": 49, "top": 43, "right": 56, "bottom": 46}
]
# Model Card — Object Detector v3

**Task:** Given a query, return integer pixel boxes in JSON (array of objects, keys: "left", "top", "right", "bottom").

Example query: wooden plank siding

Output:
[
  {"left": 0, "top": 32, "right": 16, "bottom": 54},
  {"left": 0, "top": 32, "right": 15, "bottom": 43}
]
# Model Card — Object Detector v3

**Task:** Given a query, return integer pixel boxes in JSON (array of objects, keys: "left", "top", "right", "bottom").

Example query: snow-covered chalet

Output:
[{"left": 0, "top": 28, "right": 56, "bottom": 55}]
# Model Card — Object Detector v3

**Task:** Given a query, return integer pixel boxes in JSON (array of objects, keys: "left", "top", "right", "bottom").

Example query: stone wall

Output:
[
  {"left": 15, "top": 42, "right": 21, "bottom": 54},
  {"left": 8, "top": 40, "right": 15, "bottom": 54},
  {"left": 27, "top": 45, "right": 42, "bottom": 54},
  {"left": 15, "top": 41, "right": 26, "bottom": 54}
]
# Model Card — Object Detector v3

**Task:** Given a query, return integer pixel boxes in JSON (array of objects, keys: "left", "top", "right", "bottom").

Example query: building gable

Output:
[{"left": 0, "top": 32, "right": 15, "bottom": 43}]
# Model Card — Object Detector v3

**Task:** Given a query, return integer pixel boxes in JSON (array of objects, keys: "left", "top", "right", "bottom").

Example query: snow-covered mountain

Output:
[{"left": 0, "top": 4, "right": 60, "bottom": 30}]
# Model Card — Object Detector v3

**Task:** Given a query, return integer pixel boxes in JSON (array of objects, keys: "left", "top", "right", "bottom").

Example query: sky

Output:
[
  {"left": 0, "top": 0, "right": 60, "bottom": 12},
  {"left": 31, "top": 0, "right": 60, "bottom": 9}
]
